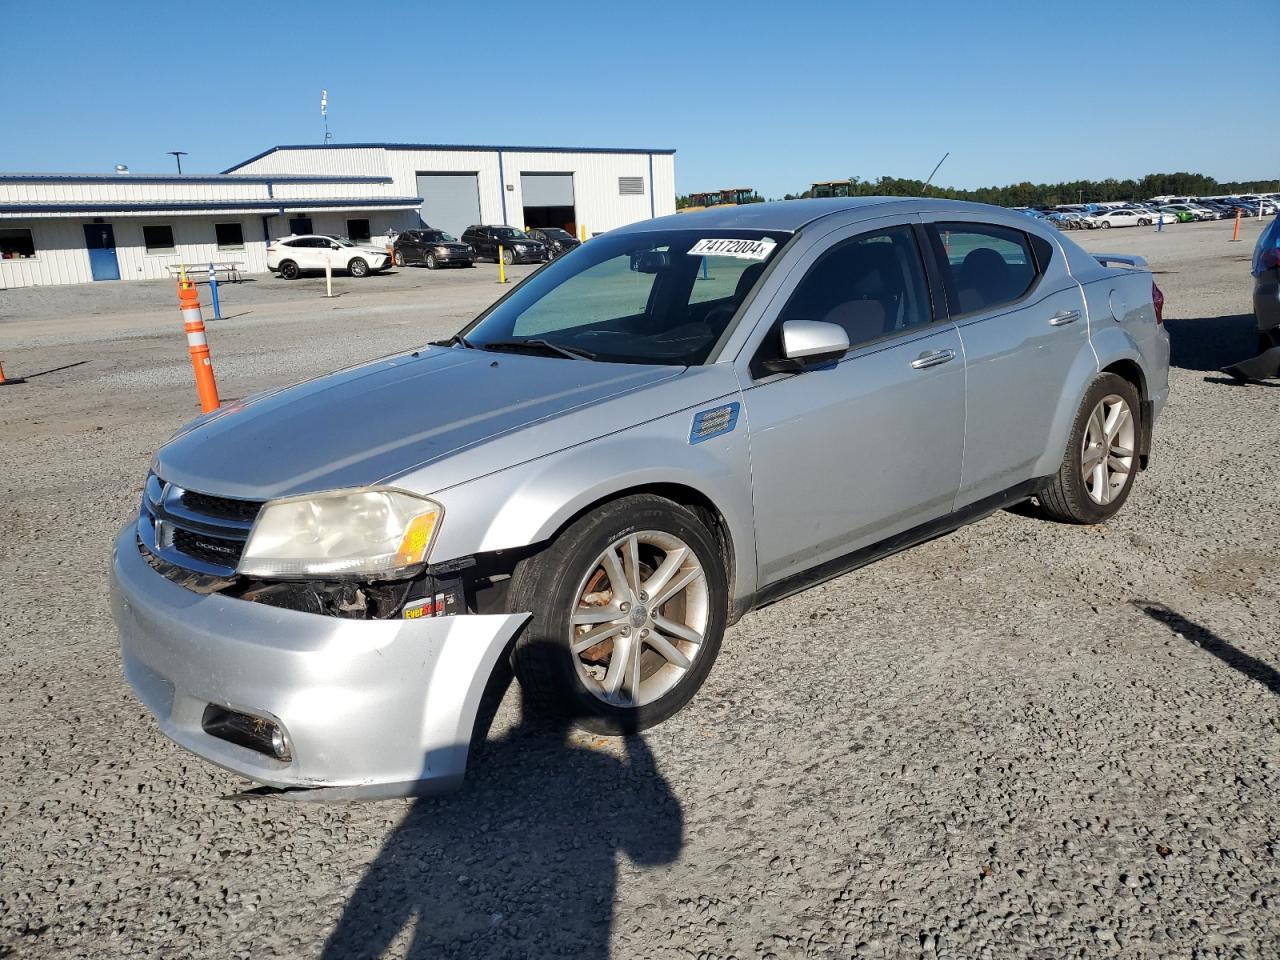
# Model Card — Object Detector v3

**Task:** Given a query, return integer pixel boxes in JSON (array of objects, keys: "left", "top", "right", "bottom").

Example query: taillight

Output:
[
  {"left": 1263, "top": 248, "right": 1280, "bottom": 270},
  {"left": 1152, "top": 281, "right": 1164, "bottom": 325}
]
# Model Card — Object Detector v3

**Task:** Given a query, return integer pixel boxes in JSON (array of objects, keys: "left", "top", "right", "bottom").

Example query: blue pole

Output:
[
  {"left": 208, "top": 263, "right": 221, "bottom": 320},
  {"left": 700, "top": 257, "right": 709, "bottom": 280},
  {"left": 1156, "top": 213, "right": 1163, "bottom": 233}
]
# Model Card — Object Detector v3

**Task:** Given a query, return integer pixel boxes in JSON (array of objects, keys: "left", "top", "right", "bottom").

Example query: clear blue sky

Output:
[{"left": 3, "top": 0, "right": 1275, "bottom": 197}]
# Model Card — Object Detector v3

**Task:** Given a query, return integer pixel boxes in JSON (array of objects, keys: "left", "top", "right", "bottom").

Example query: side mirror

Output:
[
  {"left": 330, "top": 243, "right": 341, "bottom": 250},
  {"left": 763, "top": 320, "right": 850, "bottom": 373}
]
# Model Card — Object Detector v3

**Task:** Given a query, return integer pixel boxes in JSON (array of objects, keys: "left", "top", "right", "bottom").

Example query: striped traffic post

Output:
[
  {"left": 207, "top": 263, "right": 222, "bottom": 320},
  {"left": 178, "top": 280, "right": 220, "bottom": 412}
]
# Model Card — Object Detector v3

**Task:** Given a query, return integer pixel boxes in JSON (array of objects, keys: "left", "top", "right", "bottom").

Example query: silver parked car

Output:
[{"left": 110, "top": 198, "right": 1170, "bottom": 797}]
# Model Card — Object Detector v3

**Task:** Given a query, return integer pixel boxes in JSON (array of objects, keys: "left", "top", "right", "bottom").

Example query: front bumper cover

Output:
[{"left": 110, "top": 524, "right": 528, "bottom": 797}]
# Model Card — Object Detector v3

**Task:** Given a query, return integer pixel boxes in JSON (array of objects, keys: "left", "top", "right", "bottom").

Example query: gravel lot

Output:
[{"left": 2, "top": 217, "right": 1278, "bottom": 959}]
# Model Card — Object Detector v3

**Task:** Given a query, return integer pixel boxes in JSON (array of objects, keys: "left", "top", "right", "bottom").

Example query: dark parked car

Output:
[
  {"left": 529, "top": 227, "right": 581, "bottom": 259},
  {"left": 461, "top": 225, "right": 546, "bottom": 264},
  {"left": 392, "top": 229, "right": 474, "bottom": 269},
  {"left": 1253, "top": 213, "right": 1280, "bottom": 352}
]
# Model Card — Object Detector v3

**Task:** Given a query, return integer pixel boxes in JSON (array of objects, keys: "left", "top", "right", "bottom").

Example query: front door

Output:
[
  {"left": 740, "top": 222, "right": 966, "bottom": 587},
  {"left": 83, "top": 223, "right": 120, "bottom": 281}
]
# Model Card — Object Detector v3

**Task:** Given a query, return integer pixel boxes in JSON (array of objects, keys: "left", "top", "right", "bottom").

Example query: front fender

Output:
[{"left": 424, "top": 405, "right": 758, "bottom": 610}]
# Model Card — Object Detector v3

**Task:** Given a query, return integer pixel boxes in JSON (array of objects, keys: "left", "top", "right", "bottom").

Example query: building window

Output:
[
  {"left": 618, "top": 177, "right": 644, "bottom": 196},
  {"left": 288, "top": 216, "right": 313, "bottom": 236},
  {"left": 142, "top": 225, "right": 175, "bottom": 254},
  {"left": 346, "top": 218, "right": 371, "bottom": 243},
  {"left": 215, "top": 222, "right": 244, "bottom": 250},
  {"left": 0, "top": 227, "right": 36, "bottom": 259}
]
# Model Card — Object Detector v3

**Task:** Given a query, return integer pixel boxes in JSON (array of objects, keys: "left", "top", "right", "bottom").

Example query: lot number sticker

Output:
[{"left": 688, "top": 237, "right": 776, "bottom": 261}]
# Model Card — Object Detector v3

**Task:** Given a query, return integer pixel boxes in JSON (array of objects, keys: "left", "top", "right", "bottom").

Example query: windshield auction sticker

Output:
[{"left": 688, "top": 237, "right": 776, "bottom": 261}]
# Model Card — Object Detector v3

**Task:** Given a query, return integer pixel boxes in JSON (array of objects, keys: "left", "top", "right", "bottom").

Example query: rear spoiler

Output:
[{"left": 1092, "top": 252, "right": 1149, "bottom": 270}]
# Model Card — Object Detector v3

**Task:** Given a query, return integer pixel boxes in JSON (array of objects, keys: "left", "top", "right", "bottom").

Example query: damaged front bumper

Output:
[{"left": 110, "top": 524, "right": 528, "bottom": 797}]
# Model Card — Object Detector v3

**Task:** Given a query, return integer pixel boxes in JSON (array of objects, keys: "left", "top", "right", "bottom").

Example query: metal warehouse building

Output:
[{"left": 0, "top": 143, "right": 676, "bottom": 288}]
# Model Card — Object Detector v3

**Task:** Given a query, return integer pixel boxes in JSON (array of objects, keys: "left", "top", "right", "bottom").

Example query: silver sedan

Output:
[{"left": 111, "top": 197, "right": 1170, "bottom": 796}]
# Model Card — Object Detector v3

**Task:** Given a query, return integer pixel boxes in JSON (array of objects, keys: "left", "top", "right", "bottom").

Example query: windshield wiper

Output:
[
  {"left": 430, "top": 333, "right": 475, "bottom": 349},
  {"left": 481, "top": 339, "right": 596, "bottom": 361}
]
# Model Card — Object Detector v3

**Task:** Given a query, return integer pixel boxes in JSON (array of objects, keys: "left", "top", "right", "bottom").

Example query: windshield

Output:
[
  {"left": 542, "top": 228, "right": 572, "bottom": 239},
  {"left": 459, "top": 228, "right": 790, "bottom": 365},
  {"left": 493, "top": 227, "right": 529, "bottom": 240},
  {"left": 424, "top": 231, "right": 456, "bottom": 242}
]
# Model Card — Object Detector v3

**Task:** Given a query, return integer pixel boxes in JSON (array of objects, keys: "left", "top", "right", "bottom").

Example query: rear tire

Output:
[
  {"left": 278, "top": 260, "right": 299, "bottom": 280},
  {"left": 349, "top": 258, "right": 369, "bottom": 278},
  {"left": 507, "top": 494, "right": 727, "bottom": 735},
  {"left": 1037, "top": 373, "right": 1142, "bottom": 524}
]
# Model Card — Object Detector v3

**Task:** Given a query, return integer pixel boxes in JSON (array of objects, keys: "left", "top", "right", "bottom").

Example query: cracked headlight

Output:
[{"left": 238, "top": 488, "right": 442, "bottom": 579}]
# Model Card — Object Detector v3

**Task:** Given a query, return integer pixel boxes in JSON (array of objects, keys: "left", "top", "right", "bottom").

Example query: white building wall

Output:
[
  {"left": 232, "top": 147, "right": 678, "bottom": 236},
  {"left": 0, "top": 216, "right": 272, "bottom": 288}
]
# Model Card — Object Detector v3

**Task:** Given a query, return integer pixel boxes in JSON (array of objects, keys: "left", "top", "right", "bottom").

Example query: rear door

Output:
[
  {"left": 738, "top": 220, "right": 966, "bottom": 587},
  {"left": 924, "top": 220, "right": 1090, "bottom": 506}
]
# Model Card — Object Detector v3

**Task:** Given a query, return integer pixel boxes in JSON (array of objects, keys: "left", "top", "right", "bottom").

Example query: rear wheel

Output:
[
  {"left": 508, "top": 494, "right": 727, "bottom": 734},
  {"left": 278, "top": 260, "right": 299, "bottom": 280},
  {"left": 1037, "top": 373, "right": 1141, "bottom": 524},
  {"left": 348, "top": 258, "right": 369, "bottom": 278}
]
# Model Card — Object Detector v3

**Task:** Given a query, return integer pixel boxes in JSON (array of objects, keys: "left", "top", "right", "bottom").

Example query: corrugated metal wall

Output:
[{"left": 233, "top": 147, "right": 679, "bottom": 236}]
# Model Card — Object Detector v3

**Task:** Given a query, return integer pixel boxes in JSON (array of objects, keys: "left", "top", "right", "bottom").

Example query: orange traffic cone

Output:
[
  {"left": 0, "top": 360, "right": 26, "bottom": 386},
  {"left": 178, "top": 280, "right": 220, "bottom": 412}
]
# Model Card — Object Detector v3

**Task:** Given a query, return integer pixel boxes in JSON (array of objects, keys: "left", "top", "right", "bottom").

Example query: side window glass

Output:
[
  {"left": 777, "top": 225, "right": 933, "bottom": 348},
  {"left": 928, "top": 222, "right": 1038, "bottom": 315}
]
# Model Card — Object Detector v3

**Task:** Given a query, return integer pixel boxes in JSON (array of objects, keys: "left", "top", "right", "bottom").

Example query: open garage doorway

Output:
[{"left": 520, "top": 173, "right": 576, "bottom": 233}]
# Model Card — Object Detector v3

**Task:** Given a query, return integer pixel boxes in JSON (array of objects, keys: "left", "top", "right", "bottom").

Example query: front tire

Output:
[
  {"left": 1101, "top": 221, "right": 1111, "bottom": 229},
  {"left": 508, "top": 494, "right": 727, "bottom": 735},
  {"left": 426, "top": 254, "right": 438, "bottom": 269},
  {"left": 348, "top": 258, "right": 369, "bottom": 278},
  {"left": 393, "top": 249, "right": 406, "bottom": 266},
  {"left": 1037, "top": 373, "right": 1142, "bottom": 524},
  {"left": 502, "top": 248, "right": 515, "bottom": 266}
]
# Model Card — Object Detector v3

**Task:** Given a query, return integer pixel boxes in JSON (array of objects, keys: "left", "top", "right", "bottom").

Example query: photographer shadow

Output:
[{"left": 322, "top": 655, "right": 683, "bottom": 960}]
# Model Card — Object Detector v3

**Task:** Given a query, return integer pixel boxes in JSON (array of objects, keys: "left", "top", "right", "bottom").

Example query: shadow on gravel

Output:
[
  {"left": 321, "top": 657, "right": 683, "bottom": 960},
  {"left": 1163, "top": 314, "right": 1256, "bottom": 372},
  {"left": 1134, "top": 601, "right": 1280, "bottom": 696}
]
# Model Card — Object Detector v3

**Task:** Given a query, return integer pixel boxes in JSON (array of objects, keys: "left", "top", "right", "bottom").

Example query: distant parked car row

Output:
[{"left": 1015, "top": 194, "right": 1279, "bottom": 231}]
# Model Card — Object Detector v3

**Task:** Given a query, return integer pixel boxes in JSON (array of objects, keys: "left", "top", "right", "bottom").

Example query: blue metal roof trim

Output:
[
  {"left": 224, "top": 142, "right": 677, "bottom": 172},
  {"left": 0, "top": 197, "right": 423, "bottom": 214},
  {"left": 0, "top": 173, "right": 394, "bottom": 185}
]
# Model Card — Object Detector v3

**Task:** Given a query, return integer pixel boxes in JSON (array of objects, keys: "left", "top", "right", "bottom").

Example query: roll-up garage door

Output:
[
  {"left": 520, "top": 173, "right": 576, "bottom": 232},
  {"left": 520, "top": 173, "right": 575, "bottom": 207},
  {"left": 416, "top": 173, "right": 482, "bottom": 238}
]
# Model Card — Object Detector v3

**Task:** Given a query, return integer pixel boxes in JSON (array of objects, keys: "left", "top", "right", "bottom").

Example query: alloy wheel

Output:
[
  {"left": 1081, "top": 394, "right": 1135, "bottom": 505},
  {"left": 568, "top": 531, "right": 709, "bottom": 708}
]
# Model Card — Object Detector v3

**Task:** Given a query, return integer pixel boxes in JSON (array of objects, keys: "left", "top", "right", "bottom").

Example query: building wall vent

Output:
[{"left": 618, "top": 177, "right": 644, "bottom": 196}]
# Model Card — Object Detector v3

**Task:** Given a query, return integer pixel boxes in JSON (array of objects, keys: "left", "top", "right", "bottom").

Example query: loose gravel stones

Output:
[{"left": 1, "top": 219, "right": 1277, "bottom": 958}]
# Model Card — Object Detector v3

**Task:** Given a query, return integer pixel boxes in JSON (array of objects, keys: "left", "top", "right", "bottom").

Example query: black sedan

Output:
[
  {"left": 393, "top": 229, "right": 475, "bottom": 269},
  {"left": 529, "top": 227, "right": 581, "bottom": 259}
]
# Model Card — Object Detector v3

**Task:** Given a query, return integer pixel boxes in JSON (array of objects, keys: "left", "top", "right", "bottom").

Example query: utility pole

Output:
[{"left": 167, "top": 151, "right": 188, "bottom": 174}]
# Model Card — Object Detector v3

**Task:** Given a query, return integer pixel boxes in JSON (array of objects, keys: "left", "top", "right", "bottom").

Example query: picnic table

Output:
[{"left": 165, "top": 261, "right": 246, "bottom": 283}]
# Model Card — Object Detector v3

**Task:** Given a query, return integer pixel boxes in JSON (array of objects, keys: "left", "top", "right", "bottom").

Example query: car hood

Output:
[{"left": 153, "top": 348, "right": 686, "bottom": 500}]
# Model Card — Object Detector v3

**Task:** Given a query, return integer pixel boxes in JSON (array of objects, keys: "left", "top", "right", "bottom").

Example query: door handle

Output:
[
  {"left": 1049, "top": 309, "right": 1081, "bottom": 326},
  {"left": 910, "top": 349, "right": 956, "bottom": 369}
]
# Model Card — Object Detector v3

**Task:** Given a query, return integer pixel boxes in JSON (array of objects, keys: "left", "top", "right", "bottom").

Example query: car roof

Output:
[{"left": 632, "top": 196, "right": 1047, "bottom": 233}]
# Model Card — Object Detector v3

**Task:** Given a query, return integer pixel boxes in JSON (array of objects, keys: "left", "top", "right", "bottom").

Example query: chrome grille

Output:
[{"left": 138, "top": 474, "right": 262, "bottom": 577}]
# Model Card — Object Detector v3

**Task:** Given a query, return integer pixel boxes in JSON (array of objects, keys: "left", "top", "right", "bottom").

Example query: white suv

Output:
[{"left": 266, "top": 235, "right": 390, "bottom": 279}]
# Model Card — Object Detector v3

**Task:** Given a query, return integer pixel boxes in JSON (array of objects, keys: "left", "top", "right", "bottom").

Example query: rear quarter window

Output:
[{"left": 927, "top": 222, "right": 1041, "bottom": 316}]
